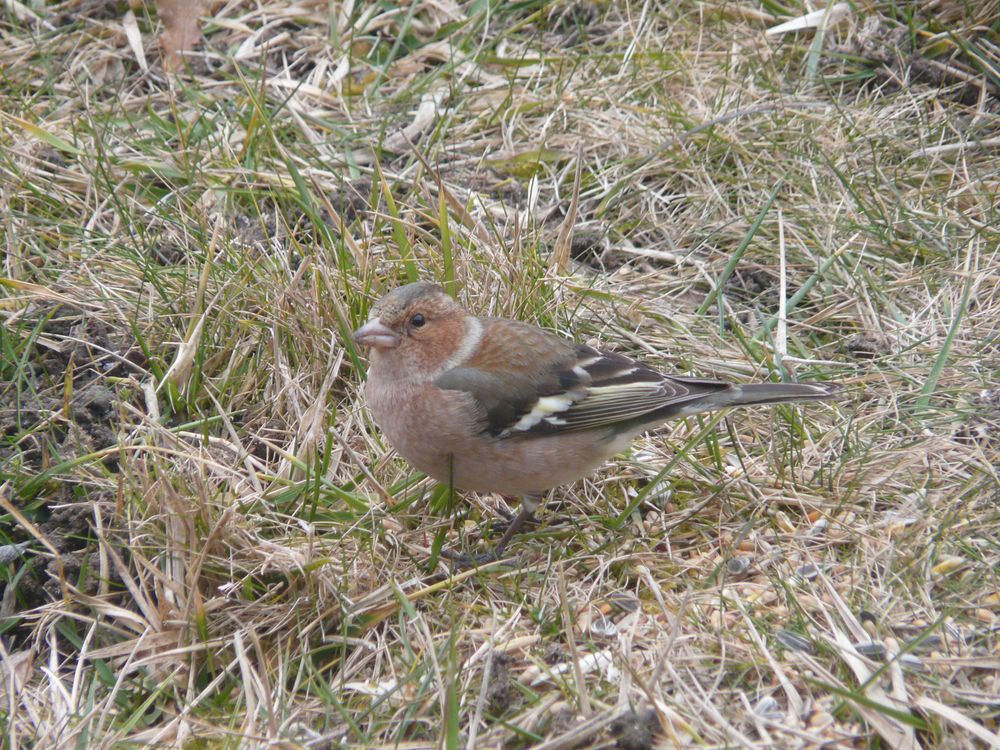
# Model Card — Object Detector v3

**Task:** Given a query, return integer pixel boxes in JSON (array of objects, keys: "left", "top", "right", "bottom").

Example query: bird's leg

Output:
[
  {"left": 491, "top": 494, "right": 543, "bottom": 531},
  {"left": 490, "top": 497, "right": 538, "bottom": 552},
  {"left": 442, "top": 494, "right": 541, "bottom": 568}
]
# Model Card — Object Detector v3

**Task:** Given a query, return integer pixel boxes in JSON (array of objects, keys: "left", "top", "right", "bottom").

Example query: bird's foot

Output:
[
  {"left": 490, "top": 511, "right": 541, "bottom": 535},
  {"left": 439, "top": 502, "right": 539, "bottom": 570}
]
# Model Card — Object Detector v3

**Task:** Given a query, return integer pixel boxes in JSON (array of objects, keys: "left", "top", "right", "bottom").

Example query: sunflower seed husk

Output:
[
  {"left": 776, "top": 629, "right": 815, "bottom": 653},
  {"left": 727, "top": 556, "right": 753, "bottom": 576},
  {"left": 796, "top": 563, "right": 821, "bottom": 581},
  {"left": 0, "top": 543, "right": 30, "bottom": 565},
  {"left": 853, "top": 641, "right": 887, "bottom": 659},
  {"left": 588, "top": 614, "right": 619, "bottom": 638},
  {"left": 909, "top": 635, "right": 943, "bottom": 653}
]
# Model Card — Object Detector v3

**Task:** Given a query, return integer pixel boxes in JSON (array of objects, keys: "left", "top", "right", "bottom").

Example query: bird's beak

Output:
[{"left": 352, "top": 319, "right": 400, "bottom": 349}]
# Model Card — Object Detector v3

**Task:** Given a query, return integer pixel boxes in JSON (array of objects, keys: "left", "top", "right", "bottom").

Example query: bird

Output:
[{"left": 353, "top": 281, "right": 839, "bottom": 563}]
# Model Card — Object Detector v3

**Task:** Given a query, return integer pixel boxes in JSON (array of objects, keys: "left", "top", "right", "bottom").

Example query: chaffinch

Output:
[{"left": 353, "top": 281, "right": 839, "bottom": 561}]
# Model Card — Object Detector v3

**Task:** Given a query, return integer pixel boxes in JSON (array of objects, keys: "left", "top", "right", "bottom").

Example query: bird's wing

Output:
[
  {"left": 496, "top": 346, "right": 731, "bottom": 437},
  {"left": 434, "top": 326, "right": 731, "bottom": 438}
]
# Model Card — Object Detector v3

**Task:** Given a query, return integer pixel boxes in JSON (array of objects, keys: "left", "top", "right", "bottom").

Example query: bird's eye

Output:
[{"left": 410, "top": 313, "right": 426, "bottom": 328}]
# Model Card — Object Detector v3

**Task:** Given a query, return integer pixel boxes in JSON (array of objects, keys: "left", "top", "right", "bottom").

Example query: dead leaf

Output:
[
  {"left": 122, "top": 10, "right": 148, "bottom": 72},
  {"left": 155, "top": 0, "right": 204, "bottom": 69},
  {"left": 551, "top": 146, "right": 584, "bottom": 273}
]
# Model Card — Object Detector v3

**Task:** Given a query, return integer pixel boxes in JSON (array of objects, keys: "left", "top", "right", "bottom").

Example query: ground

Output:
[{"left": 1, "top": 1, "right": 998, "bottom": 748}]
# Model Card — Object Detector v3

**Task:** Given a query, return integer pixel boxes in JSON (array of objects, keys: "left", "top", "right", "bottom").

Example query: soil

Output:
[
  {"left": 51, "top": 0, "right": 124, "bottom": 26},
  {"left": 1, "top": 303, "right": 137, "bottom": 643},
  {"left": 724, "top": 264, "right": 795, "bottom": 311},
  {"left": 835, "top": 16, "right": 999, "bottom": 108},
  {"left": 954, "top": 389, "right": 1000, "bottom": 450},
  {"left": 844, "top": 332, "right": 895, "bottom": 359},
  {"left": 483, "top": 652, "right": 518, "bottom": 714},
  {"left": 569, "top": 231, "right": 613, "bottom": 269},
  {"left": 5, "top": 494, "right": 121, "bottom": 635},
  {"left": 610, "top": 708, "right": 661, "bottom": 750}
]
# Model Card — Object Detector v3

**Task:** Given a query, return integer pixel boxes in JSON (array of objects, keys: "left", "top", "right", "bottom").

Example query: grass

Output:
[{"left": 1, "top": 0, "right": 998, "bottom": 747}]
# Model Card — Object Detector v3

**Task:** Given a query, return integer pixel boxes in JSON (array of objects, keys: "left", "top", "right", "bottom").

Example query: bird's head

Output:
[{"left": 352, "top": 281, "right": 472, "bottom": 379}]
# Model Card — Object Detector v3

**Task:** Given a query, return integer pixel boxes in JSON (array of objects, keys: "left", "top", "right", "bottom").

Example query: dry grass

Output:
[{"left": 1, "top": 0, "right": 999, "bottom": 748}]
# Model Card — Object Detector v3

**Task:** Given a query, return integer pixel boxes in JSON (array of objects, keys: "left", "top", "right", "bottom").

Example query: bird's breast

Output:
[
  {"left": 364, "top": 376, "right": 479, "bottom": 485},
  {"left": 364, "top": 376, "right": 627, "bottom": 496}
]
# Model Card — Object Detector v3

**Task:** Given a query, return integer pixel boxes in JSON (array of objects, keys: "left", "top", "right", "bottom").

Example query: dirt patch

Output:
[
  {"left": 44, "top": 551, "right": 107, "bottom": 599},
  {"left": 725, "top": 263, "right": 797, "bottom": 311},
  {"left": 38, "top": 501, "right": 100, "bottom": 551},
  {"left": 541, "top": 701, "right": 581, "bottom": 740},
  {"left": 541, "top": 642, "right": 570, "bottom": 665},
  {"left": 0, "top": 305, "right": 137, "bottom": 469},
  {"left": 51, "top": 0, "right": 125, "bottom": 26},
  {"left": 483, "top": 652, "right": 518, "bottom": 714},
  {"left": 1, "top": 303, "right": 135, "bottom": 642},
  {"left": 834, "top": 16, "right": 999, "bottom": 107},
  {"left": 34, "top": 307, "right": 143, "bottom": 381},
  {"left": 955, "top": 389, "right": 1000, "bottom": 449},
  {"left": 610, "top": 708, "right": 661, "bottom": 750},
  {"left": 324, "top": 178, "right": 375, "bottom": 225},
  {"left": 568, "top": 231, "right": 612, "bottom": 269},
  {"left": 844, "top": 331, "right": 895, "bottom": 359},
  {"left": 226, "top": 184, "right": 373, "bottom": 265},
  {"left": 231, "top": 209, "right": 281, "bottom": 255},
  {"left": 4, "top": 493, "right": 121, "bottom": 638}
]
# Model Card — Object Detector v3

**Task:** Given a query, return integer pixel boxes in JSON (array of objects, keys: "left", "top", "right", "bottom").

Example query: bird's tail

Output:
[
  {"left": 670, "top": 380, "right": 840, "bottom": 418},
  {"left": 721, "top": 382, "right": 840, "bottom": 407},
  {"left": 604, "top": 378, "right": 841, "bottom": 433}
]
